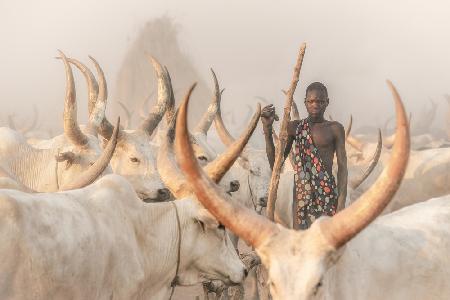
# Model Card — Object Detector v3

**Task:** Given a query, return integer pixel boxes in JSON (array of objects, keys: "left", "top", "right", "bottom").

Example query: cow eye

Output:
[
  {"left": 197, "top": 155, "right": 208, "bottom": 162},
  {"left": 218, "top": 223, "right": 225, "bottom": 230},
  {"left": 196, "top": 220, "right": 206, "bottom": 232},
  {"left": 130, "top": 157, "right": 140, "bottom": 163},
  {"left": 89, "top": 162, "right": 95, "bottom": 166}
]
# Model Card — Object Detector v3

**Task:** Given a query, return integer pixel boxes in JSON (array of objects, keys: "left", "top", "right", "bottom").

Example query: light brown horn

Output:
[
  {"left": 89, "top": 55, "right": 115, "bottom": 139},
  {"left": 66, "top": 57, "right": 103, "bottom": 134},
  {"left": 175, "top": 83, "right": 279, "bottom": 248},
  {"left": 139, "top": 55, "right": 170, "bottom": 136},
  {"left": 164, "top": 66, "right": 176, "bottom": 126},
  {"left": 157, "top": 109, "right": 192, "bottom": 199},
  {"left": 193, "top": 68, "right": 221, "bottom": 135},
  {"left": 384, "top": 112, "right": 412, "bottom": 149},
  {"left": 203, "top": 104, "right": 261, "bottom": 183},
  {"left": 321, "top": 81, "right": 410, "bottom": 248},
  {"left": 214, "top": 87, "right": 235, "bottom": 147},
  {"left": 59, "top": 51, "right": 89, "bottom": 147},
  {"left": 66, "top": 57, "right": 99, "bottom": 114},
  {"left": 349, "top": 129, "right": 382, "bottom": 190},
  {"left": 59, "top": 118, "right": 120, "bottom": 191}
]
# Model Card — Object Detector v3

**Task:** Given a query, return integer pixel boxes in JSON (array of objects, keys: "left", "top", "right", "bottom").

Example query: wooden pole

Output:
[{"left": 266, "top": 43, "right": 306, "bottom": 221}]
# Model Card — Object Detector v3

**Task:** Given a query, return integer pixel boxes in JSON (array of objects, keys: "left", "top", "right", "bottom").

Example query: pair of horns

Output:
[
  {"left": 83, "top": 55, "right": 172, "bottom": 140},
  {"left": 58, "top": 51, "right": 120, "bottom": 191},
  {"left": 175, "top": 80, "right": 409, "bottom": 250}
]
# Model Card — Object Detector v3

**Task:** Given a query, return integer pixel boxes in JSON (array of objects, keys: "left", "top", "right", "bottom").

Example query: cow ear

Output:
[{"left": 196, "top": 208, "right": 219, "bottom": 229}]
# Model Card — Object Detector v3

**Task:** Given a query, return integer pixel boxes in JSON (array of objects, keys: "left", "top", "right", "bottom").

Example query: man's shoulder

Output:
[{"left": 328, "top": 121, "right": 345, "bottom": 136}]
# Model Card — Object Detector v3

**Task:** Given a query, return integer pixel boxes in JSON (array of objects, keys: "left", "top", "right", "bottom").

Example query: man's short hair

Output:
[{"left": 305, "top": 82, "right": 328, "bottom": 99}]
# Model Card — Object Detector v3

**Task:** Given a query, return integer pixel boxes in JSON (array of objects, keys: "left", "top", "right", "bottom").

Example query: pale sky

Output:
[{"left": 1, "top": 0, "right": 450, "bottom": 135}]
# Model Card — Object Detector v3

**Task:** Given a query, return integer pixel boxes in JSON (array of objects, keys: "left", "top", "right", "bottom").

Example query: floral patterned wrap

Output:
[{"left": 293, "top": 118, "right": 338, "bottom": 229}]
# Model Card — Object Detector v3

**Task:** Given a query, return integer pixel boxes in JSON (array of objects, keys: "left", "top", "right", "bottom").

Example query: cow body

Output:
[
  {"left": 351, "top": 147, "right": 450, "bottom": 213},
  {"left": 325, "top": 195, "right": 450, "bottom": 300},
  {"left": 0, "top": 174, "right": 245, "bottom": 300},
  {"left": 0, "top": 128, "right": 108, "bottom": 192}
]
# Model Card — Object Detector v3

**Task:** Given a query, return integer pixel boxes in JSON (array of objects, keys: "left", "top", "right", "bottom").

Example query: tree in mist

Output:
[{"left": 114, "top": 16, "right": 211, "bottom": 125}]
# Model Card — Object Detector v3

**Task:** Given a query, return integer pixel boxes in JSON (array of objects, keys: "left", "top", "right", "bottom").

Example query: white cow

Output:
[
  {"left": 0, "top": 51, "right": 119, "bottom": 192},
  {"left": 350, "top": 146, "right": 450, "bottom": 214},
  {"left": 324, "top": 194, "right": 450, "bottom": 300},
  {"left": 175, "top": 81, "right": 410, "bottom": 300},
  {"left": 213, "top": 75, "right": 272, "bottom": 211},
  {"left": 0, "top": 174, "right": 245, "bottom": 300},
  {"left": 71, "top": 55, "right": 171, "bottom": 201}
]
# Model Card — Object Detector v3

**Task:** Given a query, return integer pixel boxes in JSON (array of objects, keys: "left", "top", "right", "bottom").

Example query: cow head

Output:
[
  {"left": 177, "top": 200, "right": 246, "bottom": 286},
  {"left": 49, "top": 51, "right": 120, "bottom": 191},
  {"left": 82, "top": 55, "right": 171, "bottom": 201},
  {"left": 175, "top": 81, "right": 410, "bottom": 300}
]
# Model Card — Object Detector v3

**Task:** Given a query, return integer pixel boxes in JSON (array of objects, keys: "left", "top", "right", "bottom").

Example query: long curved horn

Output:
[
  {"left": 157, "top": 110, "right": 192, "bottom": 199},
  {"left": 164, "top": 66, "right": 176, "bottom": 126},
  {"left": 66, "top": 57, "right": 99, "bottom": 114},
  {"left": 89, "top": 55, "right": 114, "bottom": 139},
  {"left": 66, "top": 57, "right": 103, "bottom": 134},
  {"left": 214, "top": 89, "right": 235, "bottom": 147},
  {"left": 175, "top": 83, "right": 279, "bottom": 248},
  {"left": 384, "top": 112, "right": 411, "bottom": 149},
  {"left": 59, "top": 118, "right": 120, "bottom": 191},
  {"left": 349, "top": 129, "right": 382, "bottom": 190},
  {"left": 203, "top": 104, "right": 261, "bottom": 183},
  {"left": 321, "top": 81, "right": 410, "bottom": 248},
  {"left": 193, "top": 68, "right": 221, "bottom": 135},
  {"left": 139, "top": 55, "right": 170, "bottom": 136},
  {"left": 59, "top": 51, "right": 89, "bottom": 147}
]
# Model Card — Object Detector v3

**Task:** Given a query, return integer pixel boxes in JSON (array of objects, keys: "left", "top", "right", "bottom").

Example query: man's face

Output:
[{"left": 304, "top": 89, "right": 329, "bottom": 118}]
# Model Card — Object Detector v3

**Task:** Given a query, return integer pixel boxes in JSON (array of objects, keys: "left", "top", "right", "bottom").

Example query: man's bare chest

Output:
[{"left": 310, "top": 124, "right": 335, "bottom": 150}]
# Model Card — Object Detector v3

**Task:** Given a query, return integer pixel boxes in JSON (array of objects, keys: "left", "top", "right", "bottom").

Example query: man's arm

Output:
[
  {"left": 262, "top": 106, "right": 296, "bottom": 170},
  {"left": 263, "top": 124, "right": 276, "bottom": 170},
  {"left": 333, "top": 122, "right": 348, "bottom": 211}
]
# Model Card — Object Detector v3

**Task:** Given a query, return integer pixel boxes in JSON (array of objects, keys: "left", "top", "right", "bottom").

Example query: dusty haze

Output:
[{"left": 1, "top": 0, "right": 450, "bottom": 145}]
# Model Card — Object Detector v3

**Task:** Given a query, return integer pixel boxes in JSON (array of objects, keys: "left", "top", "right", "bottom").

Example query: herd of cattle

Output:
[{"left": 0, "top": 50, "right": 449, "bottom": 300}]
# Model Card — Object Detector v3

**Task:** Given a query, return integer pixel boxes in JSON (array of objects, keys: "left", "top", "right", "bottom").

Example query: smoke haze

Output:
[{"left": 1, "top": 0, "right": 450, "bottom": 140}]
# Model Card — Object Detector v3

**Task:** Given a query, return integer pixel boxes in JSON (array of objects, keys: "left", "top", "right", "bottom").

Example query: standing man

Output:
[{"left": 261, "top": 82, "right": 348, "bottom": 230}]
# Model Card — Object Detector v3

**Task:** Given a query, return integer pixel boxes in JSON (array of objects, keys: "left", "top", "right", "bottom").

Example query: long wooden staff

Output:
[{"left": 266, "top": 43, "right": 306, "bottom": 221}]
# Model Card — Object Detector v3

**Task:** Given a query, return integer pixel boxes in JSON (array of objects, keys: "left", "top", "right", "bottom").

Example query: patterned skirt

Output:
[{"left": 293, "top": 119, "right": 338, "bottom": 230}]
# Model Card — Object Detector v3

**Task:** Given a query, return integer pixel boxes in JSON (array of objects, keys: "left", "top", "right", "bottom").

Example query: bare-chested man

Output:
[{"left": 262, "top": 82, "right": 348, "bottom": 230}]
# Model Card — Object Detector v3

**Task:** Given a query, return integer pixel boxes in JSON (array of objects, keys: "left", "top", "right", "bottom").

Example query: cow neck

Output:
[
  {"left": 138, "top": 200, "right": 188, "bottom": 298},
  {"left": 168, "top": 201, "right": 181, "bottom": 300},
  {"left": 7, "top": 143, "right": 59, "bottom": 192}
]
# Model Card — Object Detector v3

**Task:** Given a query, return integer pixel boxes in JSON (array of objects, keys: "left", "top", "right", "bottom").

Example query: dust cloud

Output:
[{"left": 1, "top": 0, "right": 450, "bottom": 144}]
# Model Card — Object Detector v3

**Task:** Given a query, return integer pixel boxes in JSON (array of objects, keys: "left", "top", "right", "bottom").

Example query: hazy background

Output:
[{"left": 1, "top": 0, "right": 450, "bottom": 145}]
